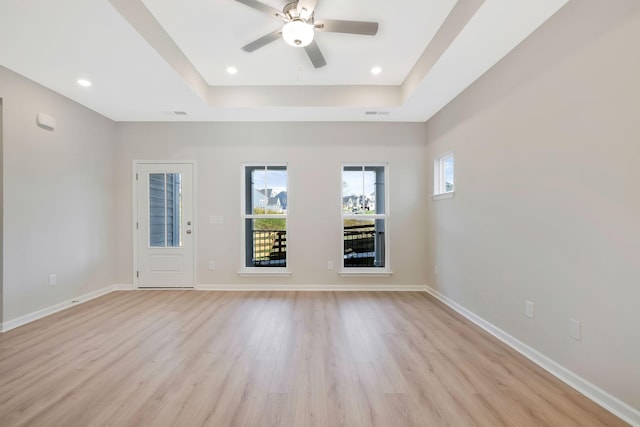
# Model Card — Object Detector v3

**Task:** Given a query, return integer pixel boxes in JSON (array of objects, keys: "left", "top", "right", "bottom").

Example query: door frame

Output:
[{"left": 132, "top": 160, "right": 197, "bottom": 289}]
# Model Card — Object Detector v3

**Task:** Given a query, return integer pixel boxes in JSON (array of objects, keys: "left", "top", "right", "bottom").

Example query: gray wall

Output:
[
  {"left": 114, "top": 122, "right": 430, "bottom": 287},
  {"left": 1, "top": 0, "right": 638, "bottom": 414},
  {"left": 424, "top": 0, "right": 640, "bottom": 411},
  {"left": 0, "top": 66, "right": 117, "bottom": 323},
  {"left": 0, "top": 97, "right": 3, "bottom": 323}
]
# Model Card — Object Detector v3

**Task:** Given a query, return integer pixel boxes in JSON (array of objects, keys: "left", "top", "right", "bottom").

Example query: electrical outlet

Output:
[
  {"left": 526, "top": 301, "right": 535, "bottom": 318},
  {"left": 208, "top": 261, "right": 216, "bottom": 270},
  {"left": 569, "top": 319, "right": 582, "bottom": 341},
  {"left": 327, "top": 261, "right": 334, "bottom": 270},
  {"left": 48, "top": 274, "right": 56, "bottom": 286}
]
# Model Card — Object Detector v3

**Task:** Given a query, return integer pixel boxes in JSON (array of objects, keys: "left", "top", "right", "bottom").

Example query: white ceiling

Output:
[
  {"left": 0, "top": 0, "right": 569, "bottom": 122},
  {"left": 141, "top": 0, "right": 457, "bottom": 86}
]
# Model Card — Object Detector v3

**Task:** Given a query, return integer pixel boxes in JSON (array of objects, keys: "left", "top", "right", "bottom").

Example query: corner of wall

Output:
[
  {"left": 0, "top": 66, "right": 118, "bottom": 323},
  {"left": 0, "top": 96, "right": 4, "bottom": 325}
]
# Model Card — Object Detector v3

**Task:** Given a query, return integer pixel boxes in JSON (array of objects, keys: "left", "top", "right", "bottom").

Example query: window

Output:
[
  {"left": 149, "top": 173, "right": 182, "bottom": 247},
  {"left": 242, "top": 165, "right": 288, "bottom": 269},
  {"left": 342, "top": 164, "right": 389, "bottom": 270},
  {"left": 434, "top": 152, "right": 454, "bottom": 196}
]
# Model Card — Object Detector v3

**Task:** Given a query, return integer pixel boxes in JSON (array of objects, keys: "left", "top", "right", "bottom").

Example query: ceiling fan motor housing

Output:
[
  {"left": 283, "top": 2, "right": 309, "bottom": 21},
  {"left": 236, "top": 0, "right": 379, "bottom": 68}
]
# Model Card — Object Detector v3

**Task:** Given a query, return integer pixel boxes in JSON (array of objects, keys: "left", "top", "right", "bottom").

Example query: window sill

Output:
[
  {"left": 237, "top": 269, "right": 292, "bottom": 277},
  {"left": 338, "top": 269, "right": 394, "bottom": 277},
  {"left": 432, "top": 192, "right": 455, "bottom": 201}
]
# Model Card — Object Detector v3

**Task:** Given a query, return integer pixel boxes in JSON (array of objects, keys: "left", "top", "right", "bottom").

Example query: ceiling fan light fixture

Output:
[{"left": 282, "top": 20, "right": 314, "bottom": 47}]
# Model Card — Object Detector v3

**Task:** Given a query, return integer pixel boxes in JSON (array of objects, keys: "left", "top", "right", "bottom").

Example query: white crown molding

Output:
[{"left": 424, "top": 285, "right": 640, "bottom": 427}]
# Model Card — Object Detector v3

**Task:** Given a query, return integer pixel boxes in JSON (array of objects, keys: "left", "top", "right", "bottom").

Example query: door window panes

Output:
[{"left": 149, "top": 173, "right": 182, "bottom": 247}]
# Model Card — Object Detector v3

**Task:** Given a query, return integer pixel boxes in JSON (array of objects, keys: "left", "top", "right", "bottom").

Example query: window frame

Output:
[
  {"left": 340, "top": 163, "right": 392, "bottom": 276},
  {"left": 433, "top": 152, "right": 455, "bottom": 199},
  {"left": 239, "top": 163, "right": 291, "bottom": 276},
  {"left": 148, "top": 172, "right": 183, "bottom": 248}
]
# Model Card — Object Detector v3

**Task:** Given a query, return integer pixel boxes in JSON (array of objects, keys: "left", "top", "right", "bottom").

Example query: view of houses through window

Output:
[
  {"left": 342, "top": 165, "right": 387, "bottom": 268},
  {"left": 243, "top": 165, "right": 288, "bottom": 268},
  {"left": 242, "top": 163, "right": 389, "bottom": 270}
]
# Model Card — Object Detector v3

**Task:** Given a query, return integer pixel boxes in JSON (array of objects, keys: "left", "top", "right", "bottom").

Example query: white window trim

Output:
[
  {"left": 340, "top": 163, "right": 392, "bottom": 275},
  {"left": 338, "top": 269, "right": 393, "bottom": 277},
  {"left": 433, "top": 152, "right": 455, "bottom": 198},
  {"left": 239, "top": 163, "right": 290, "bottom": 275},
  {"left": 432, "top": 192, "right": 455, "bottom": 201},
  {"left": 237, "top": 269, "right": 292, "bottom": 277}
]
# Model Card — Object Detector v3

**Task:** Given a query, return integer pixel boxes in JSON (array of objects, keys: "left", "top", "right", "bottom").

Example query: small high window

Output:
[{"left": 434, "top": 153, "right": 454, "bottom": 196}]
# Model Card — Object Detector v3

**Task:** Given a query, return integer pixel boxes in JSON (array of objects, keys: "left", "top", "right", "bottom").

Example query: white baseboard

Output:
[
  {"left": 4, "top": 282, "right": 634, "bottom": 424},
  {"left": 1, "top": 284, "right": 118, "bottom": 333},
  {"left": 424, "top": 285, "right": 640, "bottom": 427},
  {"left": 196, "top": 284, "right": 428, "bottom": 292},
  {"left": 0, "top": 284, "right": 425, "bottom": 332}
]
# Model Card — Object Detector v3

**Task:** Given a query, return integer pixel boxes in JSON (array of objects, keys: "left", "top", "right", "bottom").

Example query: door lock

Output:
[{"left": 186, "top": 230, "right": 192, "bottom": 234}]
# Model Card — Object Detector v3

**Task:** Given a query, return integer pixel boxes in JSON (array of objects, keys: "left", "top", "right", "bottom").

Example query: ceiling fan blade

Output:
[
  {"left": 242, "top": 29, "right": 282, "bottom": 52},
  {"left": 314, "top": 19, "right": 379, "bottom": 36},
  {"left": 234, "top": 0, "right": 284, "bottom": 20},
  {"left": 296, "top": 0, "right": 318, "bottom": 19},
  {"left": 304, "top": 40, "right": 326, "bottom": 68}
]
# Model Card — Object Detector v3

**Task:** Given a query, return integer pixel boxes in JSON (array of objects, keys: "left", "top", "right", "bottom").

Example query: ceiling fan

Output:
[{"left": 234, "top": 0, "right": 379, "bottom": 68}]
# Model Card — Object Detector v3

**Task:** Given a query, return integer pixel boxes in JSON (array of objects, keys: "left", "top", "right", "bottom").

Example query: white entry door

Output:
[{"left": 136, "top": 163, "right": 194, "bottom": 288}]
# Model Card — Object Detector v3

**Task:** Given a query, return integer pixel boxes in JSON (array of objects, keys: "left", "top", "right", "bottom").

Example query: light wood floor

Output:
[{"left": 0, "top": 291, "right": 627, "bottom": 426}]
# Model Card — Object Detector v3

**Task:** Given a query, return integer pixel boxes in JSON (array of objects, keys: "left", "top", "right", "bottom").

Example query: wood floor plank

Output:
[{"left": 0, "top": 291, "right": 629, "bottom": 426}]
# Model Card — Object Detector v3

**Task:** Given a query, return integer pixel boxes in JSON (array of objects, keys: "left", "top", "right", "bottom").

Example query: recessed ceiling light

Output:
[
  {"left": 226, "top": 66, "right": 238, "bottom": 75},
  {"left": 77, "top": 79, "right": 92, "bottom": 87},
  {"left": 370, "top": 66, "right": 382, "bottom": 75}
]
